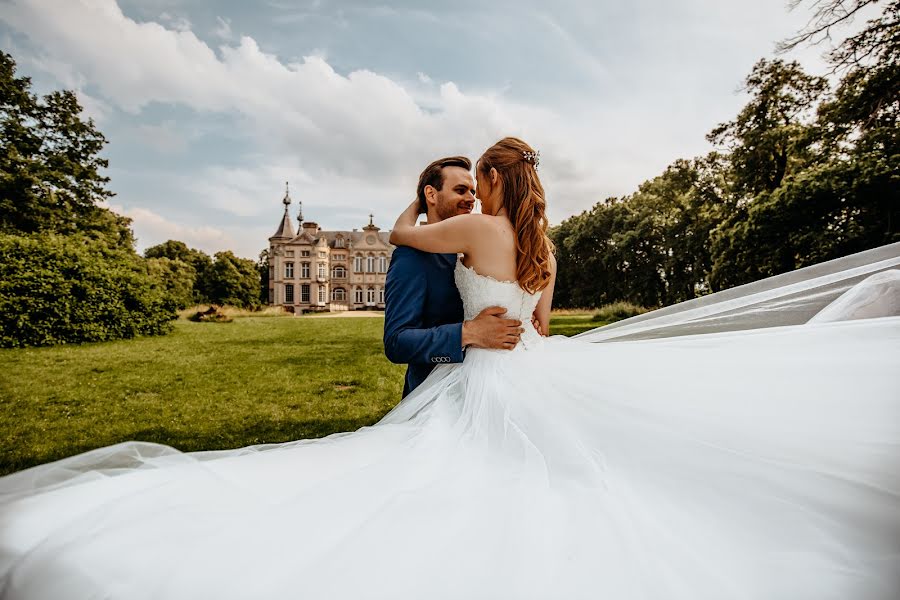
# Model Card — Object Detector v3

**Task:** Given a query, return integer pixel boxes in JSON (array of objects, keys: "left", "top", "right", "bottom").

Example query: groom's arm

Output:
[{"left": 383, "top": 248, "right": 465, "bottom": 365}]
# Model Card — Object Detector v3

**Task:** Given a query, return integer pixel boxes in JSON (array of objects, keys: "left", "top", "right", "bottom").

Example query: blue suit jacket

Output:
[{"left": 383, "top": 246, "right": 464, "bottom": 397}]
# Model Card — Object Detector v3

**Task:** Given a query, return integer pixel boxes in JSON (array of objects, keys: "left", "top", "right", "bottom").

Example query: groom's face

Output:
[{"left": 431, "top": 166, "right": 476, "bottom": 221}]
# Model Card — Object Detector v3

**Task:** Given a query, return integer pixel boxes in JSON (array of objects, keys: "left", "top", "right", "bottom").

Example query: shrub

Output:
[
  {"left": 591, "top": 302, "right": 648, "bottom": 323},
  {"left": 188, "top": 306, "right": 233, "bottom": 323},
  {"left": 0, "top": 233, "right": 176, "bottom": 347}
]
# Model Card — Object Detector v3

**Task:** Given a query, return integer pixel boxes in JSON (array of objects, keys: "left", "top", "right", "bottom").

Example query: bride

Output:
[{"left": 1, "top": 138, "right": 898, "bottom": 600}]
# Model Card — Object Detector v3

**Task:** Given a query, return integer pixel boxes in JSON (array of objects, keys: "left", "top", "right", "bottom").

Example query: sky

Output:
[{"left": 0, "top": 0, "right": 874, "bottom": 259}]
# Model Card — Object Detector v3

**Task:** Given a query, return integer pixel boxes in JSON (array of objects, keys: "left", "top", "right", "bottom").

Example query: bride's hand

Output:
[
  {"left": 531, "top": 313, "right": 544, "bottom": 336},
  {"left": 393, "top": 199, "right": 421, "bottom": 232}
]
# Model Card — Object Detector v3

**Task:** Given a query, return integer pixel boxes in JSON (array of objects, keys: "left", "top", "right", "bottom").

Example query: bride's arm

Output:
[
  {"left": 389, "top": 199, "right": 490, "bottom": 254},
  {"left": 532, "top": 253, "right": 557, "bottom": 336}
]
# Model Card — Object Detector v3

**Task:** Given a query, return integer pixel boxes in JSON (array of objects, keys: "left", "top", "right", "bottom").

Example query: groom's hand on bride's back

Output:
[{"left": 462, "top": 307, "right": 523, "bottom": 350}]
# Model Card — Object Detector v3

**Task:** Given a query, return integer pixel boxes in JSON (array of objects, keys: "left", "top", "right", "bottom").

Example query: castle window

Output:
[
  {"left": 332, "top": 266, "right": 346, "bottom": 278},
  {"left": 332, "top": 288, "right": 346, "bottom": 301},
  {"left": 354, "top": 255, "right": 363, "bottom": 272},
  {"left": 318, "top": 251, "right": 326, "bottom": 258},
  {"left": 301, "top": 250, "right": 310, "bottom": 257},
  {"left": 378, "top": 255, "right": 387, "bottom": 273},
  {"left": 366, "top": 287, "right": 376, "bottom": 304},
  {"left": 354, "top": 287, "right": 363, "bottom": 304},
  {"left": 301, "top": 262, "right": 310, "bottom": 278},
  {"left": 285, "top": 262, "right": 294, "bottom": 278},
  {"left": 318, "top": 286, "right": 326, "bottom": 304},
  {"left": 378, "top": 288, "right": 384, "bottom": 304},
  {"left": 318, "top": 263, "right": 326, "bottom": 279},
  {"left": 301, "top": 284, "right": 310, "bottom": 303},
  {"left": 284, "top": 284, "right": 294, "bottom": 303},
  {"left": 335, "top": 237, "right": 345, "bottom": 248},
  {"left": 366, "top": 255, "right": 375, "bottom": 273}
]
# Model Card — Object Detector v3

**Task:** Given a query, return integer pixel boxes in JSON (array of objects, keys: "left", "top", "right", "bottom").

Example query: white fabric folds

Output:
[{"left": 1, "top": 247, "right": 898, "bottom": 600}]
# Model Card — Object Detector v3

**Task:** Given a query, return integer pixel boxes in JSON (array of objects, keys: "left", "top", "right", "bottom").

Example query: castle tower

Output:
[{"left": 270, "top": 181, "right": 295, "bottom": 240}]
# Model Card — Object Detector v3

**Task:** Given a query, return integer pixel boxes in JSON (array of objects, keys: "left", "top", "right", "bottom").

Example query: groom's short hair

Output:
[{"left": 416, "top": 156, "right": 472, "bottom": 214}]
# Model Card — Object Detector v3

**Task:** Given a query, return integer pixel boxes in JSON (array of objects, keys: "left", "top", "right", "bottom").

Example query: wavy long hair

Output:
[{"left": 477, "top": 137, "right": 554, "bottom": 293}]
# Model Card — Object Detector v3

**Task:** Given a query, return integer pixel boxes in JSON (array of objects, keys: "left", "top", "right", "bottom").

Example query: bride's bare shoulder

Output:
[{"left": 469, "top": 214, "right": 515, "bottom": 236}]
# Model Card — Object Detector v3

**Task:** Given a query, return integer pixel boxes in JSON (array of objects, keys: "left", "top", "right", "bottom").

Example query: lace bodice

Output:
[{"left": 453, "top": 259, "right": 544, "bottom": 350}]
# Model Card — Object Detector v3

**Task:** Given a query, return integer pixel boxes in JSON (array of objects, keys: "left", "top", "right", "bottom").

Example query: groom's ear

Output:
[{"left": 423, "top": 184, "right": 438, "bottom": 207}]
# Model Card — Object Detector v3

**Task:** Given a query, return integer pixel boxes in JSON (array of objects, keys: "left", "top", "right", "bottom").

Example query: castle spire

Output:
[
  {"left": 363, "top": 213, "right": 380, "bottom": 232},
  {"left": 270, "top": 182, "right": 295, "bottom": 239}
]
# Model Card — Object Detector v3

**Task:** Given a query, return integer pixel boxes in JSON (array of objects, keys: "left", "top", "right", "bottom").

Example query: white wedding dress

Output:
[{"left": 1, "top": 252, "right": 899, "bottom": 600}]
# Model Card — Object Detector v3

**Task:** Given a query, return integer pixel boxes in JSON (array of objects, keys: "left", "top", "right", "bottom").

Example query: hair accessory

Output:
[{"left": 523, "top": 150, "right": 540, "bottom": 169}]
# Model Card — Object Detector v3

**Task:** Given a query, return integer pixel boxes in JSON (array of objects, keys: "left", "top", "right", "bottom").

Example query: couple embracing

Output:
[
  {"left": 384, "top": 137, "right": 551, "bottom": 398},
  {"left": 1, "top": 136, "right": 896, "bottom": 599}
]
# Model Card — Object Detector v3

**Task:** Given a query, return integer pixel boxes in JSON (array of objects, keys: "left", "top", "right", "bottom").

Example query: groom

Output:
[{"left": 384, "top": 156, "right": 523, "bottom": 397}]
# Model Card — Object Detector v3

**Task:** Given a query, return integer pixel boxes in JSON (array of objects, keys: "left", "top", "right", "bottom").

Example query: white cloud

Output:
[
  {"left": 158, "top": 11, "right": 191, "bottom": 33},
  {"left": 103, "top": 201, "right": 266, "bottom": 258},
  {"left": 212, "top": 16, "right": 233, "bottom": 41},
  {"left": 0, "top": 0, "right": 602, "bottom": 220},
  {"left": 2, "top": 0, "right": 862, "bottom": 237}
]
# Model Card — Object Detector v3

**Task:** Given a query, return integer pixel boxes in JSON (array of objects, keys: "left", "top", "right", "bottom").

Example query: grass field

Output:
[{"left": 0, "top": 313, "right": 601, "bottom": 475}]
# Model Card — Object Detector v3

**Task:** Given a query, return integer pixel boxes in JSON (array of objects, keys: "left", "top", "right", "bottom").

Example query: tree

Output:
[
  {"left": 707, "top": 59, "right": 827, "bottom": 198},
  {"left": 706, "top": 60, "right": 830, "bottom": 289},
  {"left": 0, "top": 52, "right": 182, "bottom": 347},
  {"left": 146, "top": 257, "right": 196, "bottom": 310},
  {"left": 779, "top": 1, "right": 895, "bottom": 69},
  {"left": 0, "top": 233, "right": 175, "bottom": 347},
  {"left": 0, "top": 52, "right": 129, "bottom": 247},
  {"left": 257, "top": 248, "right": 271, "bottom": 305},
  {"left": 708, "top": 1, "right": 899, "bottom": 289},
  {"left": 200, "top": 251, "right": 261, "bottom": 309},
  {"left": 144, "top": 240, "right": 213, "bottom": 303}
]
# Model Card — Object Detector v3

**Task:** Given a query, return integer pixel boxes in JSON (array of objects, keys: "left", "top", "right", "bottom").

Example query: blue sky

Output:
[{"left": 0, "top": 0, "right": 870, "bottom": 258}]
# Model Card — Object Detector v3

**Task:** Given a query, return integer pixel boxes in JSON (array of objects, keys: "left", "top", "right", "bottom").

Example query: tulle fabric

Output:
[
  {"left": 576, "top": 242, "right": 900, "bottom": 341},
  {"left": 1, "top": 250, "right": 899, "bottom": 600}
]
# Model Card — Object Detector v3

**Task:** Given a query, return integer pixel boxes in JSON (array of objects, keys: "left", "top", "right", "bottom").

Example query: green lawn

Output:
[
  {"left": 0, "top": 313, "right": 600, "bottom": 475},
  {"left": 549, "top": 314, "right": 606, "bottom": 337}
]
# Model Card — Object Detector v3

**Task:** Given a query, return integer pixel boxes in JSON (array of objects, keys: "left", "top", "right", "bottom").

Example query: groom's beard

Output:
[{"left": 435, "top": 200, "right": 474, "bottom": 221}]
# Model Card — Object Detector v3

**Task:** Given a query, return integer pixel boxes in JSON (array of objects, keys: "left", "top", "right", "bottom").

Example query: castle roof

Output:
[{"left": 270, "top": 207, "right": 295, "bottom": 240}]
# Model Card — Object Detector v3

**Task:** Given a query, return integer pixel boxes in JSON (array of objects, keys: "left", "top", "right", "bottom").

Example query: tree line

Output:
[
  {"left": 0, "top": 51, "right": 263, "bottom": 347},
  {"left": 550, "top": 0, "right": 898, "bottom": 308}
]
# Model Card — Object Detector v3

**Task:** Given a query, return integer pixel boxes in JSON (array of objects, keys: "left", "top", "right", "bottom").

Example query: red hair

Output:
[{"left": 478, "top": 137, "right": 553, "bottom": 293}]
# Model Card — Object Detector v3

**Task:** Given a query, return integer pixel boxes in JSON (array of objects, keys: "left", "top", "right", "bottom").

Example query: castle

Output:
[{"left": 267, "top": 184, "right": 394, "bottom": 312}]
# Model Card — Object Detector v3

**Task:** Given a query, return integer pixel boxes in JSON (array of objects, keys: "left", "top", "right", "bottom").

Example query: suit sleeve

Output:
[{"left": 383, "top": 248, "right": 464, "bottom": 365}]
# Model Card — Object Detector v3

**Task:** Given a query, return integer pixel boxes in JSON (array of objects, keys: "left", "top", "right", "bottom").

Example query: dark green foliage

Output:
[
  {"left": 552, "top": 156, "right": 725, "bottom": 307},
  {"left": 707, "top": 59, "right": 827, "bottom": 197},
  {"left": 0, "top": 233, "right": 175, "bottom": 347},
  {"left": 200, "top": 251, "right": 262, "bottom": 309},
  {"left": 146, "top": 256, "right": 196, "bottom": 309},
  {"left": 257, "top": 248, "right": 271, "bottom": 305},
  {"left": 0, "top": 52, "right": 183, "bottom": 347},
  {"left": 551, "top": 1, "right": 898, "bottom": 306},
  {"left": 591, "top": 302, "right": 648, "bottom": 322},
  {"left": 0, "top": 52, "right": 126, "bottom": 245},
  {"left": 144, "top": 239, "right": 213, "bottom": 304},
  {"left": 143, "top": 241, "right": 264, "bottom": 310}
]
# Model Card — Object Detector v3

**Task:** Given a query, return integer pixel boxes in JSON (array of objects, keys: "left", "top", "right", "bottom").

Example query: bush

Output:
[
  {"left": 591, "top": 302, "right": 648, "bottom": 323},
  {"left": 199, "top": 251, "right": 261, "bottom": 309},
  {"left": 146, "top": 256, "right": 196, "bottom": 309},
  {"left": 188, "top": 306, "right": 233, "bottom": 323},
  {"left": 0, "top": 233, "right": 176, "bottom": 347}
]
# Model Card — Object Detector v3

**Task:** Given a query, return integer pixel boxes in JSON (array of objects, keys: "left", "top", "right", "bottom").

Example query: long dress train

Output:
[{"left": 1, "top": 248, "right": 899, "bottom": 600}]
